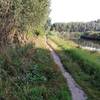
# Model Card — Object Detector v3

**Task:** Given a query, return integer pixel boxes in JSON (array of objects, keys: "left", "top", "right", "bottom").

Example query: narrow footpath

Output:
[{"left": 46, "top": 39, "right": 87, "bottom": 100}]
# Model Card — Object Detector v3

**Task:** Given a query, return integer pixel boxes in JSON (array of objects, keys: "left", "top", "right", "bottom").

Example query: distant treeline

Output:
[{"left": 51, "top": 19, "right": 100, "bottom": 32}]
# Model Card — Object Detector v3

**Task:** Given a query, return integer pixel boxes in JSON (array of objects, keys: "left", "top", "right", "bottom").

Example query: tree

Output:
[
  {"left": 45, "top": 18, "right": 51, "bottom": 31},
  {"left": 0, "top": 0, "right": 50, "bottom": 46}
]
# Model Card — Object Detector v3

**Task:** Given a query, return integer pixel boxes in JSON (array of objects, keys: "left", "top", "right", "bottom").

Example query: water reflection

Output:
[{"left": 73, "top": 39, "right": 100, "bottom": 51}]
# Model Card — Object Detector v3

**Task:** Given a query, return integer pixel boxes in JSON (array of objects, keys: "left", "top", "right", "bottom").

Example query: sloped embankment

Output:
[{"left": 0, "top": 37, "right": 71, "bottom": 100}]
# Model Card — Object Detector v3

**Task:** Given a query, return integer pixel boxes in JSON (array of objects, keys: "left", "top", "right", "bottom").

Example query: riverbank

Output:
[{"left": 48, "top": 35, "right": 100, "bottom": 100}]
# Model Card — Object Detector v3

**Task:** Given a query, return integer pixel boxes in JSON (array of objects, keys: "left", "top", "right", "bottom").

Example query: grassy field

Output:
[
  {"left": 48, "top": 34, "right": 100, "bottom": 100},
  {"left": 0, "top": 37, "right": 71, "bottom": 100}
]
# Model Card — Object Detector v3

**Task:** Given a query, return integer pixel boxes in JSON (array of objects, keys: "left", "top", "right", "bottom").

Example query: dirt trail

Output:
[{"left": 46, "top": 40, "right": 87, "bottom": 100}]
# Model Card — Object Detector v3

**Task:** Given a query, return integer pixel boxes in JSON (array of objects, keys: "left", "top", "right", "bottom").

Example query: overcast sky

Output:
[{"left": 50, "top": 0, "right": 100, "bottom": 23}]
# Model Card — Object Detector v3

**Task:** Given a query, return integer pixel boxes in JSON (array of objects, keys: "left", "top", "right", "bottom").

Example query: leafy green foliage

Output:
[
  {"left": 0, "top": 0, "right": 50, "bottom": 46},
  {"left": 13, "top": 0, "right": 50, "bottom": 32}
]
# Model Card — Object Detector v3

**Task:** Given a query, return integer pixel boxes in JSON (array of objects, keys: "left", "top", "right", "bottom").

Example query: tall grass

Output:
[{"left": 0, "top": 37, "right": 71, "bottom": 100}]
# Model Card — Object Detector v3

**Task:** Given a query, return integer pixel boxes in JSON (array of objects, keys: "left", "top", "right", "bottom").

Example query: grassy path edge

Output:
[{"left": 46, "top": 38, "right": 87, "bottom": 100}]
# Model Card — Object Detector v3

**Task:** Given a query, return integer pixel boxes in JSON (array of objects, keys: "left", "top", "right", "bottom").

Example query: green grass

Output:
[
  {"left": 48, "top": 35, "right": 100, "bottom": 100},
  {"left": 0, "top": 37, "right": 71, "bottom": 100}
]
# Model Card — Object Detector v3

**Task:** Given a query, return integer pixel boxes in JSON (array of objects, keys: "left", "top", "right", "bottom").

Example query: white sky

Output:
[{"left": 50, "top": 0, "right": 100, "bottom": 23}]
